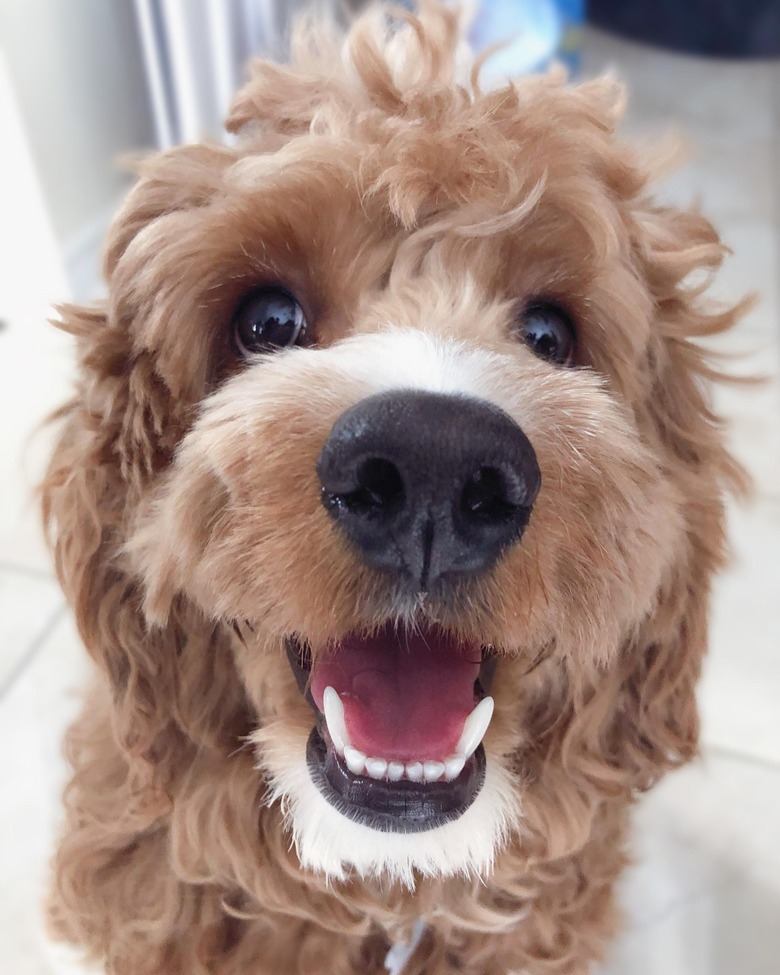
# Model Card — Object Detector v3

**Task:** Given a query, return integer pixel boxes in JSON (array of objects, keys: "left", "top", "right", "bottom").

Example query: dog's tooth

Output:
[
  {"left": 323, "top": 686, "right": 349, "bottom": 755},
  {"left": 456, "top": 697, "right": 494, "bottom": 759},
  {"left": 405, "top": 761, "right": 424, "bottom": 782},
  {"left": 423, "top": 761, "right": 445, "bottom": 783},
  {"left": 387, "top": 761, "right": 405, "bottom": 781},
  {"left": 365, "top": 757, "right": 388, "bottom": 780},
  {"left": 444, "top": 755, "right": 466, "bottom": 781},
  {"left": 344, "top": 746, "right": 366, "bottom": 776}
]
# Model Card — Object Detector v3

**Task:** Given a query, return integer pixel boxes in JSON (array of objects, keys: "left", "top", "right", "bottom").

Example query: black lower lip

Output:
[{"left": 306, "top": 727, "right": 487, "bottom": 833}]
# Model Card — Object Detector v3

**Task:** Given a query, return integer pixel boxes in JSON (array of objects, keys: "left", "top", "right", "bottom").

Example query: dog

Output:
[{"left": 42, "top": 3, "right": 747, "bottom": 973}]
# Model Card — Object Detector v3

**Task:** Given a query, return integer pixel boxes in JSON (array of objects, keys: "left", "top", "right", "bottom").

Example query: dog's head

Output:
[{"left": 45, "top": 3, "right": 745, "bottom": 887}]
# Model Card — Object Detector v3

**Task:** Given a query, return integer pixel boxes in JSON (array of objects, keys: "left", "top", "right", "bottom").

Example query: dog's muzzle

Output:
[{"left": 288, "top": 390, "right": 537, "bottom": 833}]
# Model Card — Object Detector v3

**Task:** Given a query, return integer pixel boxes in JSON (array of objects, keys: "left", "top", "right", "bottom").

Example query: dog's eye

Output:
[
  {"left": 232, "top": 288, "right": 306, "bottom": 357},
  {"left": 517, "top": 303, "right": 575, "bottom": 366}
]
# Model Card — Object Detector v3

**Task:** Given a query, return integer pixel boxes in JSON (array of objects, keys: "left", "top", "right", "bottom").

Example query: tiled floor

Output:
[{"left": 1, "top": 26, "right": 779, "bottom": 975}]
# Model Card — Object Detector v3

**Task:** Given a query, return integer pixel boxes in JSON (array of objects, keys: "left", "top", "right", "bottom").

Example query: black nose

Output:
[{"left": 316, "top": 390, "right": 541, "bottom": 590}]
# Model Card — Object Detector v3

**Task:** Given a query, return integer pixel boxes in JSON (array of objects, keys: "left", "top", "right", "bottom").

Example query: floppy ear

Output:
[
  {"left": 42, "top": 149, "right": 250, "bottom": 796},
  {"left": 518, "top": 205, "right": 751, "bottom": 858},
  {"left": 604, "top": 202, "right": 749, "bottom": 787}
]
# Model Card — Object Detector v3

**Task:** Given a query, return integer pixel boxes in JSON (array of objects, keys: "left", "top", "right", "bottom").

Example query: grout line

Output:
[
  {"left": 704, "top": 742, "right": 780, "bottom": 776},
  {"left": 0, "top": 603, "right": 67, "bottom": 702},
  {"left": 0, "top": 558, "right": 55, "bottom": 581}
]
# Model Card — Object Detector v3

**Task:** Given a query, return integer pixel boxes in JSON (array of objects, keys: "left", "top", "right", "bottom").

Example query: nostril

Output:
[
  {"left": 460, "top": 466, "right": 524, "bottom": 524},
  {"left": 328, "top": 458, "right": 405, "bottom": 517}
]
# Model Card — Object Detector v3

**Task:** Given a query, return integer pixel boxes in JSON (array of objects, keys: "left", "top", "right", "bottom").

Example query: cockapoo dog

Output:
[{"left": 43, "top": 3, "right": 746, "bottom": 973}]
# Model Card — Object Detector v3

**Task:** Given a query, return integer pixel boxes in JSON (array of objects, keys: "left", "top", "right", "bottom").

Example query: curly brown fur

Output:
[{"left": 42, "top": 3, "right": 747, "bottom": 973}]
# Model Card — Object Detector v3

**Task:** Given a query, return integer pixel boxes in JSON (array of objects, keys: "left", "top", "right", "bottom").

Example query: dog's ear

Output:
[
  {"left": 42, "top": 152, "right": 249, "bottom": 798},
  {"left": 605, "top": 201, "right": 749, "bottom": 786},
  {"left": 530, "top": 204, "right": 749, "bottom": 826}
]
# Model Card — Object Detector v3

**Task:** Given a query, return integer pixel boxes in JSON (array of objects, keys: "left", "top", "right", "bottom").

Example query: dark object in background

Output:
[{"left": 589, "top": 0, "right": 780, "bottom": 57}]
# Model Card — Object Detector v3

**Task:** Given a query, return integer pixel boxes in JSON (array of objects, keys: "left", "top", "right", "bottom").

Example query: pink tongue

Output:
[{"left": 310, "top": 624, "right": 482, "bottom": 762}]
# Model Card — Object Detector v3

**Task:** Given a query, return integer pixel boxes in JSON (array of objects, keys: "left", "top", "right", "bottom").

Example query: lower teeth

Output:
[
  {"left": 338, "top": 748, "right": 468, "bottom": 783},
  {"left": 322, "top": 688, "right": 494, "bottom": 784}
]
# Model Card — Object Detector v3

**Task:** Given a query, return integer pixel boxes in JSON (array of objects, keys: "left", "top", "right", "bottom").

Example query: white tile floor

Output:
[{"left": 1, "top": 27, "right": 779, "bottom": 975}]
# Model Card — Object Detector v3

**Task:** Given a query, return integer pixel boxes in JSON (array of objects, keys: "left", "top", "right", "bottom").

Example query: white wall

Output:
[{"left": 0, "top": 0, "right": 155, "bottom": 251}]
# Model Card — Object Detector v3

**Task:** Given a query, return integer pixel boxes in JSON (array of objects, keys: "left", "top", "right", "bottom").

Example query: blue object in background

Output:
[{"left": 469, "top": 0, "right": 584, "bottom": 80}]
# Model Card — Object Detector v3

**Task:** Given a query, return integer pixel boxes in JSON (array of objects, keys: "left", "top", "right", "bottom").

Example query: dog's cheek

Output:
[
  {"left": 127, "top": 460, "right": 232, "bottom": 623},
  {"left": 126, "top": 376, "right": 384, "bottom": 639},
  {"left": 549, "top": 455, "right": 684, "bottom": 663},
  {"left": 483, "top": 416, "right": 685, "bottom": 665}
]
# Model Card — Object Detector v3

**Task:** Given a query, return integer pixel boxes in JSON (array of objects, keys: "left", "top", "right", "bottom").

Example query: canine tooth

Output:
[
  {"left": 423, "top": 760, "right": 445, "bottom": 783},
  {"left": 344, "top": 746, "right": 366, "bottom": 776},
  {"left": 323, "top": 686, "right": 349, "bottom": 755},
  {"left": 456, "top": 697, "right": 494, "bottom": 759},
  {"left": 405, "top": 761, "right": 424, "bottom": 782},
  {"left": 365, "top": 757, "right": 388, "bottom": 779},
  {"left": 444, "top": 755, "right": 466, "bottom": 781},
  {"left": 387, "top": 761, "right": 405, "bottom": 781}
]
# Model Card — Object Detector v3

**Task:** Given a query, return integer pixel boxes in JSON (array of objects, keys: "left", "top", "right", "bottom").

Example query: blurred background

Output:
[{"left": 0, "top": 2, "right": 778, "bottom": 973}]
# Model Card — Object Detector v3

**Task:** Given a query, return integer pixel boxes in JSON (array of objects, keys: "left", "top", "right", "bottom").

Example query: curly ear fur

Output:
[
  {"left": 548, "top": 203, "right": 749, "bottom": 815},
  {"left": 41, "top": 152, "right": 252, "bottom": 805},
  {"left": 615, "top": 203, "right": 748, "bottom": 777},
  {"left": 482, "top": 207, "right": 749, "bottom": 879}
]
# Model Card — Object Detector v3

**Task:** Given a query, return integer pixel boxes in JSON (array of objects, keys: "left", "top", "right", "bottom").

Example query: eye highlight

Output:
[
  {"left": 516, "top": 303, "right": 576, "bottom": 366},
  {"left": 232, "top": 287, "right": 307, "bottom": 357}
]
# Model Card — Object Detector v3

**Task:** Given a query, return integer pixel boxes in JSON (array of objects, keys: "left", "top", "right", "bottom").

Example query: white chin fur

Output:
[{"left": 259, "top": 734, "right": 521, "bottom": 888}]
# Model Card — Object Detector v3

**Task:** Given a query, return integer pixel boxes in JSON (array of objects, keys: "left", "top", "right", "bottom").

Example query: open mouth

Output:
[{"left": 286, "top": 623, "right": 497, "bottom": 833}]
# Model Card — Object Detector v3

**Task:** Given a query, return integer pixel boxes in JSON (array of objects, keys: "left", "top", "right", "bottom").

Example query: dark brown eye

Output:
[
  {"left": 517, "top": 303, "right": 575, "bottom": 366},
  {"left": 233, "top": 287, "right": 306, "bottom": 357}
]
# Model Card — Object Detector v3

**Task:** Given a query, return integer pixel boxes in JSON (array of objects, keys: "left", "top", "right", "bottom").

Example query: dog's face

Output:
[{"left": 53, "top": 6, "right": 740, "bottom": 889}]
